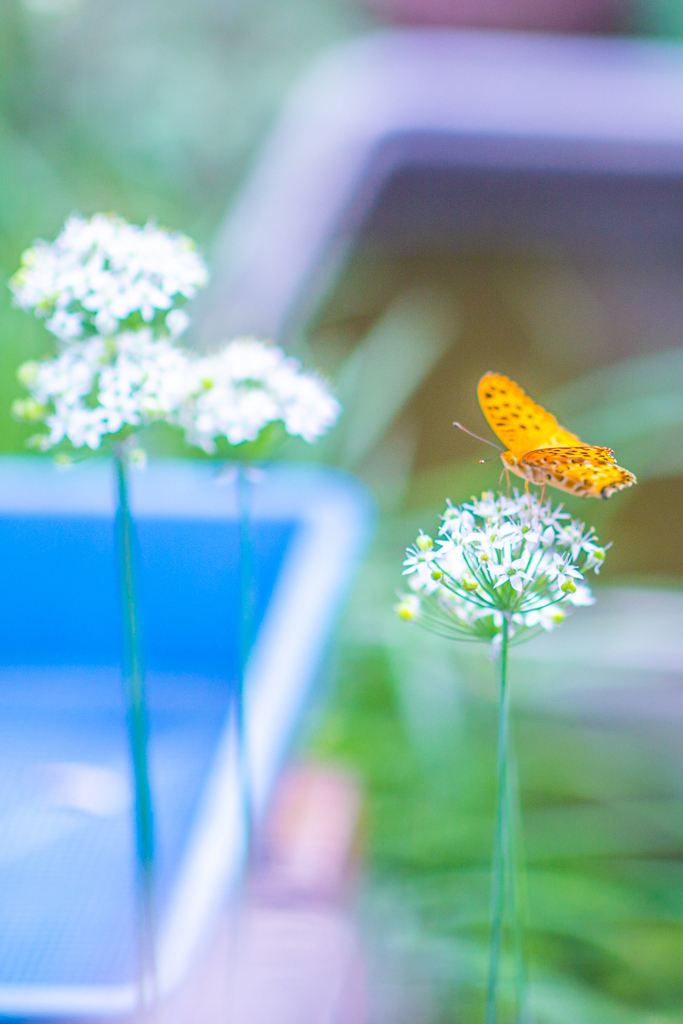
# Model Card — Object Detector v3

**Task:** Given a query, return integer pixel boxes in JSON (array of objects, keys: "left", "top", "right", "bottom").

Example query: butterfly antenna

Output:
[{"left": 453, "top": 422, "right": 504, "bottom": 452}]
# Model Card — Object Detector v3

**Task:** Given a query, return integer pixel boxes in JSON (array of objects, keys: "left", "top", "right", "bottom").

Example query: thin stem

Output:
[
  {"left": 435, "top": 573, "right": 494, "bottom": 610},
  {"left": 506, "top": 748, "right": 531, "bottom": 1023},
  {"left": 417, "top": 621, "right": 486, "bottom": 643},
  {"left": 518, "top": 594, "right": 567, "bottom": 614},
  {"left": 235, "top": 463, "right": 253, "bottom": 854},
  {"left": 114, "top": 445, "right": 157, "bottom": 1010},
  {"left": 463, "top": 548, "right": 499, "bottom": 600},
  {"left": 485, "top": 615, "right": 510, "bottom": 1024}
]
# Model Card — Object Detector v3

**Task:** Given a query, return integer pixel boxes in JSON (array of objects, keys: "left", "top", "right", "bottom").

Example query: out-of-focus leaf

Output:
[
  {"left": 525, "top": 799, "right": 683, "bottom": 862},
  {"left": 333, "top": 284, "right": 460, "bottom": 469},
  {"left": 544, "top": 347, "right": 683, "bottom": 477},
  {"left": 530, "top": 974, "right": 656, "bottom": 1024},
  {"left": 497, "top": 261, "right": 613, "bottom": 371},
  {"left": 546, "top": 345, "right": 683, "bottom": 417}
]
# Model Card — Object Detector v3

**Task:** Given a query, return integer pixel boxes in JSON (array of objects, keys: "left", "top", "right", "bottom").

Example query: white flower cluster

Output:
[
  {"left": 176, "top": 339, "right": 342, "bottom": 452},
  {"left": 14, "top": 335, "right": 340, "bottom": 455},
  {"left": 14, "top": 331, "right": 191, "bottom": 451},
  {"left": 397, "top": 490, "right": 608, "bottom": 648},
  {"left": 10, "top": 215, "right": 340, "bottom": 457},
  {"left": 9, "top": 213, "right": 208, "bottom": 343}
]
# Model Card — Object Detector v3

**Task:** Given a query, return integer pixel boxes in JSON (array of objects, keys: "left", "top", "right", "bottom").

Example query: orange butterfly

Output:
[{"left": 471, "top": 373, "right": 636, "bottom": 499}]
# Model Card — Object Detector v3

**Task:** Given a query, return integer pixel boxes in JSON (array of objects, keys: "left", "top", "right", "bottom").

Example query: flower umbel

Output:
[
  {"left": 9, "top": 213, "right": 208, "bottom": 343},
  {"left": 399, "top": 490, "right": 607, "bottom": 647},
  {"left": 14, "top": 330, "right": 193, "bottom": 452},
  {"left": 177, "top": 338, "right": 341, "bottom": 453}
]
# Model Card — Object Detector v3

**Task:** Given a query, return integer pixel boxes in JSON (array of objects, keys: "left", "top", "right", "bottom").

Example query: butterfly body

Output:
[{"left": 477, "top": 373, "right": 636, "bottom": 499}]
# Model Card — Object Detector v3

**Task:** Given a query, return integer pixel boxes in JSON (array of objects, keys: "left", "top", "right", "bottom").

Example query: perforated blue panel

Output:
[{"left": 0, "top": 515, "right": 294, "bottom": 988}]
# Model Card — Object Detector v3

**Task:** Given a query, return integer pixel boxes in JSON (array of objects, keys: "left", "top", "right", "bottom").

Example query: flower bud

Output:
[
  {"left": 17, "top": 361, "right": 40, "bottom": 387},
  {"left": 462, "top": 574, "right": 478, "bottom": 592},
  {"left": 12, "top": 397, "right": 45, "bottom": 421},
  {"left": 128, "top": 447, "right": 147, "bottom": 471},
  {"left": 431, "top": 570, "right": 443, "bottom": 580},
  {"left": 416, "top": 533, "right": 433, "bottom": 551},
  {"left": 561, "top": 580, "right": 577, "bottom": 593},
  {"left": 395, "top": 596, "right": 419, "bottom": 621}
]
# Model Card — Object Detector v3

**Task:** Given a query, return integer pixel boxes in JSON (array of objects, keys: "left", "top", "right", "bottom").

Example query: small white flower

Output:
[
  {"left": 403, "top": 541, "right": 439, "bottom": 575},
  {"left": 440, "top": 503, "right": 476, "bottom": 539},
  {"left": 544, "top": 553, "right": 583, "bottom": 590},
  {"left": 463, "top": 491, "right": 519, "bottom": 521},
  {"left": 564, "top": 582, "right": 596, "bottom": 607},
  {"left": 46, "top": 309, "right": 84, "bottom": 341},
  {"left": 523, "top": 606, "right": 566, "bottom": 631},
  {"left": 94, "top": 308, "right": 119, "bottom": 336},
  {"left": 555, "top": 520, "right": 593, "bottom": 560},
  {"left": 521, "top": 518, "right": 555, "bottom": 552},
  {"left": 489, "top": 557, "right": 531, "bottom": 593},
  {"left": 470, "top": 521, "right": 523, "bottom": 558},
  {"left": 432, "top": 538, "right": 469, "bottom": 582},
  {"left": 583, "top": 541, "right": 609, "bottom": 574},
  {"left": 165, "top": 308, "right": 190, "bottom": 338}
]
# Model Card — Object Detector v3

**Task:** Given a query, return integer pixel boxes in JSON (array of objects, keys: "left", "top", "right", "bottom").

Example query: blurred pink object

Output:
[
  {"left": 159, "top": 765, "right": 366, "bottom": 1024},
  {"left": 366, "top": 0, "right": 624, "bottom": 31}
]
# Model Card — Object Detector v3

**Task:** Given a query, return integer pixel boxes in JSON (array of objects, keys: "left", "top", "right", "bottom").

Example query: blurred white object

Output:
[
  {"left": 36, "top": 763, "right": 130, "bottom": 817},
  {"left": 196, "top": 30, "right": 683, "bottom": 345}
]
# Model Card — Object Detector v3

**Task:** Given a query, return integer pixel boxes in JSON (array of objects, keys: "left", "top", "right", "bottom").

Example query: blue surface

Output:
[
  {"left": 0, "top": 516, "right": 295, "bottom": 674},
  {"left": 0, "top": 511, "right": 296, "bottom": 988}
]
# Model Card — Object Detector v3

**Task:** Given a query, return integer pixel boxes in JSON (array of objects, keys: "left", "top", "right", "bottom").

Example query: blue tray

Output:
[{"left": 0, "top": 458, "right": 371, "bottom": 1018}]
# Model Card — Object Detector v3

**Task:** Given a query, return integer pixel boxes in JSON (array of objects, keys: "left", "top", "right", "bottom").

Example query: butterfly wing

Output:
[
  {"left": 478, "top": 373, "right": 581, "bottom": 457},
  {"left": 522, "top": 445, "right": 637, "bottom": 498}
]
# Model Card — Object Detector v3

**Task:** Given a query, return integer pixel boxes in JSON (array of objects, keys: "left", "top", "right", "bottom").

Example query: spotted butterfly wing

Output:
[
  {"left": 476, "top": 372, "right": 637, "bottom": 499},
  {"left": 477, "top": 373, "right": 580, "bottom": 456},
  {"left": 522, "top": 445, "right": 637, "bottom": 499}
]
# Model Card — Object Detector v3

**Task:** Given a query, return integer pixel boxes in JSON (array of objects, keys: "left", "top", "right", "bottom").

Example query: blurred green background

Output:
[{"left": 2, "top": 1, "right": 683, "bottom": 1021}]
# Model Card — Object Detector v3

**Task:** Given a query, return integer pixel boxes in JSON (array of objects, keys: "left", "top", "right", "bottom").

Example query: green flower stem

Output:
[
  {"left": 235, "top": 463, "right": 253, "bottom": 853},
  {"left": 114, "top": 445, "right": 156, "bottom": 1009},
  {"left": 506, "top": 749, "right": 530, "bottom": 1024},
  {"left": 485, "top": 614, "right": 511, "bottom": 1024}
]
